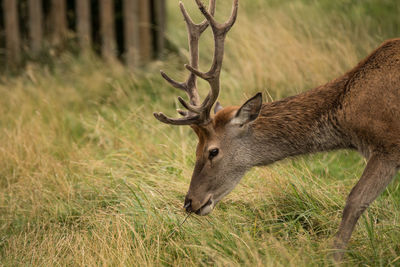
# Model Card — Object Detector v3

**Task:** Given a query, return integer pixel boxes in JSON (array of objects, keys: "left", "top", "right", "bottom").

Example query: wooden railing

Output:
[{"left": 1, "top": 0, "right": 166, "bottom": 68}]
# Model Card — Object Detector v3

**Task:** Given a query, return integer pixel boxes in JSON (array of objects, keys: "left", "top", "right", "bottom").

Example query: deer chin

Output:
[{"left": 195, "top": 197, "right": 214, "bottom": 216}]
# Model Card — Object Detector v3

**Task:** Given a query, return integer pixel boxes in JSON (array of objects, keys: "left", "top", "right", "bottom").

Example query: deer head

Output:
[{"left": 154, "top": 0, "right": 262, "bottom": 215}]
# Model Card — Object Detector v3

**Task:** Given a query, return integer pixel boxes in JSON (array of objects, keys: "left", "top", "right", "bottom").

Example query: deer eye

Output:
[{"left": 208, "top": 148, "right": 219, "bottom": 160}]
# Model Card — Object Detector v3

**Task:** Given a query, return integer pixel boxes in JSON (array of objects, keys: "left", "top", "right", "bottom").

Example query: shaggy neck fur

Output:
[{"left": 250, "top": 78, "right": 353, "bottom": 166}]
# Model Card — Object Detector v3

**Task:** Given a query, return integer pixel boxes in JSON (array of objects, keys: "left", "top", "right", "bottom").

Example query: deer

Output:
[{"left": 153, "top": 0, "right": 400, "bottom": 261}]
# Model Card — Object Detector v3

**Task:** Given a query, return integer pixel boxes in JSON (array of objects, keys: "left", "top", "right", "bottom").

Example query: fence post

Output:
[
  {"left": 100, "top": 0, "right": 117, "bottom": 61},
  {"left": 153, "top": 0, "right": 166, "bottom": 58},
  {"left": 123, "top": 0, "right": 140, "bottom": 68},
  {"left": 28, "top": 0, "right": 43, "bottom": 54},
  {"left": 51, "top": 0, "right": 68, "bottom": 46},
  {"left": 139, "top": 0, "right": 153, "bottom": 63},
  {"left": 3, "top": 0, "right": 20, "bottom": 65},
  {"left": 76, "top": 0, "right": 92, "bottom": 51}
]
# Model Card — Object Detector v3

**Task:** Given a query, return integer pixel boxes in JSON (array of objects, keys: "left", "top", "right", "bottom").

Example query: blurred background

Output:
[
  {"left": 0, "top": 0, "right": 165, "bottom": 69},
  {"left": 0, "top": 0, "right": 400, "bottom": 266}
]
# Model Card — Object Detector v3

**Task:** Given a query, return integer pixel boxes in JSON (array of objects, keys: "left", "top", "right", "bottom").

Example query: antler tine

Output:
[
  {"left": 154, "top": 112, "right": 201, "bottom": 126},
  {"left": 194, "top": 0, "right": 238, "bottom": 34},
  {"left": 198, "top": 0, "right": 216, "bottom": 33},
  {"left": 179, "top": 0, "right": 216, "bottom": 30},
  {"left": 160, "top": 70, "right": 186, "bottom": 91},
  {"left": 222, "top": 0, "right": 239, "bottom": 32},
  {"left": 185, "top": 0, "right": 239, "bottom": 121}
]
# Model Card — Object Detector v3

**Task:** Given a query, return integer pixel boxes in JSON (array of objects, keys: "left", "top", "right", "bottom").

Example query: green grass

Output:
[{"left": 1, "top": 0, "right": 400, "bottom": 266}]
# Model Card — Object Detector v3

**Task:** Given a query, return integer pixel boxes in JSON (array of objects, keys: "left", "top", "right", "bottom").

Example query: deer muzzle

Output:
[{"left": 184, "top": 194, "right": 214, "bottom": 216}]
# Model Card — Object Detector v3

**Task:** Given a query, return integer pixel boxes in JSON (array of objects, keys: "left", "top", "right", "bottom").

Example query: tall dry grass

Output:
[{"left": 1, "top": 0, "right": 399, "bottom": 266}]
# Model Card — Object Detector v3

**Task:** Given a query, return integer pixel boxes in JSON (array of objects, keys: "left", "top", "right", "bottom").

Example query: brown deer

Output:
[{"left": 154, "top": 0, "right": 400, "bottom": 261}]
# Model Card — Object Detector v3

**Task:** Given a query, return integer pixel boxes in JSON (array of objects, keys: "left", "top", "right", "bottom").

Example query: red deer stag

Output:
[{"left": 154, "top": 0, "right": 400, "bottom": 261}]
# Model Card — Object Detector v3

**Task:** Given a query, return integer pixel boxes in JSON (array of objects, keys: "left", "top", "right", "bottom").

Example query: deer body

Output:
[
  {"left": 154, "top": 0, "right": 400, "bottom": 261},
  {"left": 253, "top": 39, "right": 400, "bottom": 165}
]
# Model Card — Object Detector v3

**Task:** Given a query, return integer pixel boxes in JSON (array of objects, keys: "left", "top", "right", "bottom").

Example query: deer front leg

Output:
[{"left": 333, "top": 154, "right": 397, "bottom": 262}]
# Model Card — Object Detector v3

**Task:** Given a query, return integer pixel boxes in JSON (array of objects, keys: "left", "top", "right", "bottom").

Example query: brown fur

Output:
[{"left": 213, "top": 106, "right": 239, "bottom": 130}]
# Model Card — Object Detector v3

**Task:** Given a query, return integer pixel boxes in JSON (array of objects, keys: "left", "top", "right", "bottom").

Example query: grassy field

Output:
[{"left": 1, "top": 0, "right": 400, "bottom": 266}]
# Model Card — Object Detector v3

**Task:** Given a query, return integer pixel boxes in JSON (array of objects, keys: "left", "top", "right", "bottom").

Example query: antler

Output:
[{"left": 154, "top": 0, "right": 239, "bottom": 126}]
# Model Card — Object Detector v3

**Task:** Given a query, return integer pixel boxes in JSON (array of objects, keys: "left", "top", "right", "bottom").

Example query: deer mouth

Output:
[{"left": 195, "top": 197, "right": 214, "bottom": 216}]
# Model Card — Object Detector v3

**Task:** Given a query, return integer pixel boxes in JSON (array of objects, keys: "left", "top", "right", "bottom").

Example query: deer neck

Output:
[{"left": 250, "top": 81, "right": 351, "bottom": 166}]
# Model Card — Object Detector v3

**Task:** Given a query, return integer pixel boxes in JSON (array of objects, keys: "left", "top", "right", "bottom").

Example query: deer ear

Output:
[
  {"left": 214, "top": 102, "right": 223, "bottom": 114},
  {"left": 233, "top": 93, "right": 262, "bottom": 125}
]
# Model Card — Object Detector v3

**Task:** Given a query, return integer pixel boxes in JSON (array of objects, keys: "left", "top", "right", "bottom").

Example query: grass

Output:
[{"left": 1, "top": 0, "right": 400, "bottom": 266}]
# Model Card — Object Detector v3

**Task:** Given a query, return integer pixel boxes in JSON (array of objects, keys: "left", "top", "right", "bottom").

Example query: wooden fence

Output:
[{"left": 1, "top": 0, "right": 166, "bottom": 68}]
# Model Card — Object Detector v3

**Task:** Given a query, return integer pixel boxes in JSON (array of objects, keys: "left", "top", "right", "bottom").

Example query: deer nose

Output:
[{"left": 184, "top": 196, "right": 192, "bottom": 213}]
